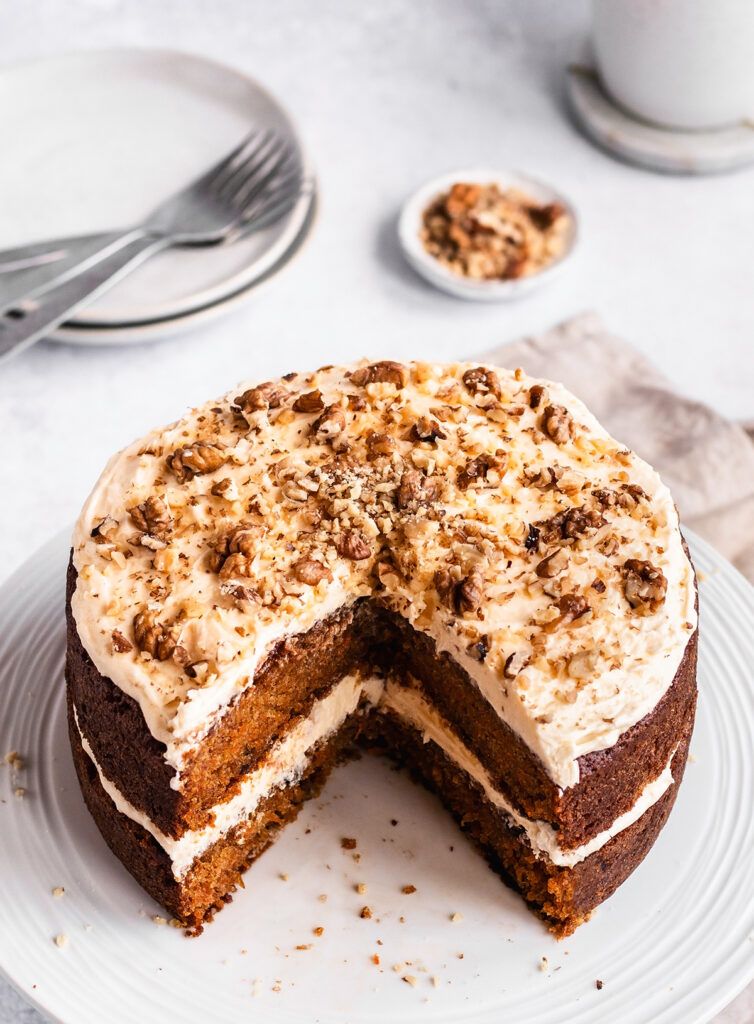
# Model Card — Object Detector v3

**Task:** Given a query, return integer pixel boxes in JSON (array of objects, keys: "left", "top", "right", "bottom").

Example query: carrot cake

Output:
[{"left": 65, "top": 360, "right": 698, "bottom": 935}]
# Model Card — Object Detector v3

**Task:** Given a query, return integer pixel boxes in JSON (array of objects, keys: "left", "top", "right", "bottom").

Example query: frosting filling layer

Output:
[{"left": 74, "top": 675, "right": 676, "bottom": 879}]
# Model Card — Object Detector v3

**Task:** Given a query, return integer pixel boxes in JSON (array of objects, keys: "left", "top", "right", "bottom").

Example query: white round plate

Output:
[
  {"left": 0, "top": 49, "right": 315, "bottom": 334},
  {"left": 566, "top": 45, "right": 754, "bottom": 175},
  {"left": 0, "top": 529, "right": 752, "bottom": 1024},
  {"left": 398, "top": 168, "right": 578, "bottom": 302}
]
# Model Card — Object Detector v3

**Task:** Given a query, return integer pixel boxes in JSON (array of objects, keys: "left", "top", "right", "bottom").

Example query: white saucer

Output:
[
  {"left": 0, "top": 528, "right": 752, "bottom": 1024},
  {"left": 0, "top": 49, "right": 316, "bottom": 335},
  {"left": 398, "top": 168, "right": 578, "bottom": 302},
  {"left": 567, "top": 45, "right": 754, "bottom": 175}
]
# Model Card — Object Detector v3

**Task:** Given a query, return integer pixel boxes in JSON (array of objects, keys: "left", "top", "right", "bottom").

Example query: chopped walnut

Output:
[
  {"left": 219, "top": 552, "right": 255, "bottom": 579},
  {"left": 467, "top": 634, "right": 489, "bottom": 662},
  {"left": 421, "top": 183, "right": 568, "bottom": 280},
  {"left": 129, "top": 495, "right": 172, "bottom": 542},
  {"left": 111, "top": 630, "right": 133, "bottom": 653},
  {"left": 462, "top": 366, "right": 501, "bottom": 399},
  {"left": 90, "top": 515, "right": 118, "bottom": 542},
  {"left": 366, "top": 431, "right": 397, "bottom": 457},
  {"left": 456, "top": 570, "right": 484, "bottom": 614},
  {"left": 541, "top": 404, "right": 573, "bottom": 444},
  {"left": 335, "top": 530, "right": 371, "bottom": 561},
  {"left": 234, "top": 381, "right": 287, "bottom": 412},
  {"left": 538, "top": 507, "right": 605, "bottom": 544},
  {"left": 567, "top": 649, "right": 598, "bottom": 681},
  {"left": 397, "top": 469, "right": 440, "bottom": 510},
  {"left": 411, "top": 416, "right": 446, "bottom": 442},
  {"left": 456, "top": 452, "right": 506, "bottom": 490},
  {"left": 622, "top": 559, "right": 667, "bottom": 614},
  {"left": 554, "top": 593, "right": 591, "bottom": 626},
  {"left": 528, "top": 384, "right": 548, "bottom": 409},
  {"left": 211, "top": 477, "right": 239, "bottom": 501},
  {"left": 504, "top": 650, "right": 529, "bottom": 678},
  {"left": 349, "top": 361, "right": 407, "bottom": 389},
  {"left": 535, "top": 548, "right": 568, "bottom": 578},
  {"left": 292, "top": 557, "right": 332, "bottom": 586},
  {"left": 434, "top": 567, "right": 483, "bottom": 616},
  {"left": 312, "top": 405, "right": 346, "bottom": 442},
  {"left": 293, "top": 389, "right": 325, "bottom": 413},
  {"left": 133, "top": 610, "right": 176, "bottom": 660},
  {"left": 167, "top": 443, "right": 226, "bottom": 482}
]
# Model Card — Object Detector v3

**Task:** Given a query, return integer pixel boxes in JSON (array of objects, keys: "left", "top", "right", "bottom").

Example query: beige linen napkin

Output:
[{"left": 484, "top": 312, "right": 754, "bottom": 583}]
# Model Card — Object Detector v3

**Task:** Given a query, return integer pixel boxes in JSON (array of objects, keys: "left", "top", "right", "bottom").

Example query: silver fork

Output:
[{"left": 0, "top": 128, "right": 305, "bottom": 363}]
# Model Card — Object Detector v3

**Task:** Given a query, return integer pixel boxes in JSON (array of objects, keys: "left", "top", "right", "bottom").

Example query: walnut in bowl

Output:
[{"left": 399, "top": 169, "right": 577, "bottom": 301}]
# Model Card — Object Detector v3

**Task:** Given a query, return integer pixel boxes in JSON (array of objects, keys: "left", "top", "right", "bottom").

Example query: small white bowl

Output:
[{"left": 398, "top": 168, "right": 578, "bottom": 302}]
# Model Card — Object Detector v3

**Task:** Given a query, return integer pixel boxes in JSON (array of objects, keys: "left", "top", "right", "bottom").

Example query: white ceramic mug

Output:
[{"left": 592, "top": 0, "right": 754, "bottom": 130}]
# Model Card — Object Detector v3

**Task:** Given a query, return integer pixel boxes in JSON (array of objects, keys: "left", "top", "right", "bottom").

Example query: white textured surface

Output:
[
  {"left": 1, "top": 2, "right": 752, "bottom": 1021},
  {"left": 0, "top": 530, "right": 751, "bottom": 1024}
]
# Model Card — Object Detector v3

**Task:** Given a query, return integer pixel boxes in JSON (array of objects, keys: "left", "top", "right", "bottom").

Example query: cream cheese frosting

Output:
[
  {"left": 71, "top": 360, "right": 696, "bottom": 789},
  {"left": 73, "top": 675, "right": 677, "bottom": 878}
]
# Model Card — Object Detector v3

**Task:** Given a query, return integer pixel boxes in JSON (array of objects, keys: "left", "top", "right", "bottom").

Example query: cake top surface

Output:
[{"left": 71, "top": 359, "right": 696, "bottom": 788}]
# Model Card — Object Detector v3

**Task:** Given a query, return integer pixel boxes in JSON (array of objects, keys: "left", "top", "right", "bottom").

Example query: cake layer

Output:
[
  {"left": 72, "top": 672, "right": 689, "bottom": 886},
  {"left": 387, "top": 610, "right": 698, "bottom": 848},
  {"left": 66, "top": 558, "right": 379, "bottom": 837},
  {"left": 69, "top": 361, "right": 697, "bottom": 794},
  {"left": 68, "top": 691, "right": 364, "bottom": 933},
  {"left": 70, "top": 674, "right": 693, "bottom": 935},
  {"left": 74, "top": 672, "right": 381, "bottom": 877},
  {"left": 67, "top": 558, "right": 697, "bottom": 850},
  {"left": 364, "top": 708, "right": 693, "bottom": 936}
]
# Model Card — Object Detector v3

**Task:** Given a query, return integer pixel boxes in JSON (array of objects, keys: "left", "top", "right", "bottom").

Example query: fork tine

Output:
[
  {"left": 208, "top": 128, "right": 276, "bottom": 194},
  {"left": 236, "top": 182, "right": 308, "bottom": 234},
  {"left": 186, "top": 128, "right": 264, "bottom": 193},
  {"left": 215, "top": 133, "right": 288, "bottom": 202},
  {"left": 235, "top": 162, "right": 302, "bottom": 216},
  {"left": 229, "top": 145, "right": 300, "bottom": 211},
  {"left": 239, "top": 171, "right": 306, "bottom": 224}
]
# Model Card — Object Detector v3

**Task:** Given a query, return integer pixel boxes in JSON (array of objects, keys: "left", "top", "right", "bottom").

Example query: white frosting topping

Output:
[
  {"left": 71, "top": 360, "right": 696, "bottom": 788},
  {"left": 74, "top": 676, "right": 677, "bottom": 877}
]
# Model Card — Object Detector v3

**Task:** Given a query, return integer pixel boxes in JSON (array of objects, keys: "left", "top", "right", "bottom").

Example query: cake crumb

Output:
[
  {"left": 313, "top": 926, "right": 324, "bottom": 936},
  {"left": 360, "top": 905, "right": 372, "bottom": 919},
  {"left": 402, "top": 974, "right": 417, "bottom": 987},
  {"left": 402, "top": 884, "right": 417, "bottom": 895},
  {"left": 450, "top": 912, "right": 463, "bottom": 923},
  {"left": 52, "top": 887, "right": 65, "bottom": 899},
  {"left": 431, "top": 975, "right": 439, "bottom": 988},
  {"left": 318, "top": 893, "right": 328, "bottom": 902},
  {"left": 54, "top": 933, "right": 68, "bottom": 949},
  {"left": 390, "top": 819, "right": 398, "bottom": 826},
  {"left": 371, "top": 953, "right": 380, "bottom": 965},
  {"left": 341, "top": 837, "right": 357, "bottom": 850},
  {"left": 14, "top": 788, "right": 26, "bottom": 799},
  {"left": 168, "top": 918, "right": 182, "bottom": 929},
  {"left": 457, "top": 952, "right": 464, "bottom": 959},
  {"left": 355, "top": 882, "right": 367, "bottom": 895},
  {"left": 272, "top": 980, "right": 282, "bottom": 993},
  {"left": 539, "top": 956, "right": 548, "bottom": 972},
  {"left": 596, "top": 979, "right": 604, "bottom": 990},
  {"left": 151, "top": 915, "right": 167, "bottom": 926},
  {"left": 295, "top": 943, "right": 313, "bottom": 951},
  {"left": 279, "top": 872, "right": 289, "bottom": 881},
  {"left": 4, "top": 751, "right": 24, "bottom": 771}
]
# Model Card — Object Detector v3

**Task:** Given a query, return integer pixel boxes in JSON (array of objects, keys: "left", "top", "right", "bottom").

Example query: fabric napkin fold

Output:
[{"left": 483, "top": 312, "right": 754, "bottom": 583}]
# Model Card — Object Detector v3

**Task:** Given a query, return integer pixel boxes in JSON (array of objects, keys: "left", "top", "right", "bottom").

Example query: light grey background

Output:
[{"left": 1, "top": 1, "right": 751, "bottom": 1021}]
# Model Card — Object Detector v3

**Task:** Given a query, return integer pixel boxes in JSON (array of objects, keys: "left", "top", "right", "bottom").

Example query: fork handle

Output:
[{"left": 0, "top": 235, "right": 165, "bottom": 364}]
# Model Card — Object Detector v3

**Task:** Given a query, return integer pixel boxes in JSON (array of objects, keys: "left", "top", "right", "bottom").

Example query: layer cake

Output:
[{"left": 66, "top": 360, "right": 697, "bottom": 935}]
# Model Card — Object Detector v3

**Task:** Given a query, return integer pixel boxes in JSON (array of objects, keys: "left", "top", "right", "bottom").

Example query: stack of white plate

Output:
[{"left": 0, "top": 49, "right": 317, "bottom": 344}]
